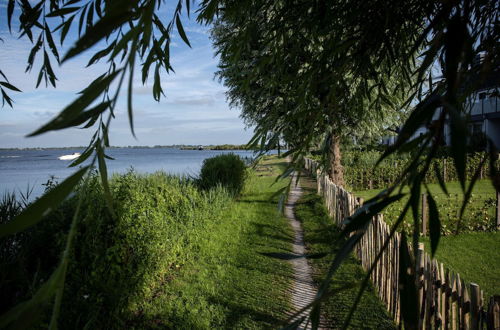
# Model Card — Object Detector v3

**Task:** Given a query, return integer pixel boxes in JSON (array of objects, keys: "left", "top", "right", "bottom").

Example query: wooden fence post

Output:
[
  {"left": 422, "top": 194, "right": 428, "bottom": 236},
  {"left": 417, "top": 243, "right": 425, "bottom": 329},
  {"left": 470, "top": 283, "right": 481, "bottom": 329},
  {"left": 443, "top": 159, "right": 447, "bottom": 182},
  {"left": 303, "top": 157, "right": 500, "bottom": 330},
  {"left": 496, "top": 191, "right": 500, "bottom": 230},
  {"left": 490, "top": 297, "right": 500, "bottom": 330}
]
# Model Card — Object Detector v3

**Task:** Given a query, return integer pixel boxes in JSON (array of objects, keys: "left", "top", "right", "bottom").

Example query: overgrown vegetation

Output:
[
  {"left": 1, "top": 158, "right": 295, "bottom": 328},
  {"left": 197, "top": 153, "right": 247, "bottom": 195},
  {"left": 310, "top": 151, "right": 497, "bottom": 191},
  {"left": 1, "top": 171, "right": 232, "bottom": 327},
  {"left": 355, "top": 180, "right": 497, "bottom": 235},
  {"left": 2, "top": 0, "right": 498, "bottom": 327},
  {"left": 295, "top": 176, "right": 395, "bottom": 329}
]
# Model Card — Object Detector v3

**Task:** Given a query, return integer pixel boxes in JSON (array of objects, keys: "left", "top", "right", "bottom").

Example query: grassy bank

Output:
[
  {"left": 295, "top": 175, "right": 395, "bottom": 329},
  {"left": 420, "top": 232, "right": 500, "bottom": 299},
  {"left": 1, "top": 157, "right": 295, "bottom": 328},
  {"left": 140, "top": 157, "right": 295, "bottom": 328}
]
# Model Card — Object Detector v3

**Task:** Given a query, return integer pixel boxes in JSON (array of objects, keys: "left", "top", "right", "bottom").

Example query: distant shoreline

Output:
[{"left": 0, "top": 144, "right": 251, "bottom": 151}]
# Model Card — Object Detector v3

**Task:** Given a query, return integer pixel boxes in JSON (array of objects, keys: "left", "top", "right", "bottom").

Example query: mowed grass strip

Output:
[
  {"left": 138, "top": 157, "right": 295, "bottom": 329},
  {"left": 420, "top": 232, "right": 500, "bottom": 299},
  {"left": 296, "top": 175, "right": 396, "bottom": 329}
]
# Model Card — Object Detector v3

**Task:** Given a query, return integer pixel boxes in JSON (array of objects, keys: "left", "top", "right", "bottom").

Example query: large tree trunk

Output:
[{"left": 329, "top": 133, "right": 345, "bottom": 187}]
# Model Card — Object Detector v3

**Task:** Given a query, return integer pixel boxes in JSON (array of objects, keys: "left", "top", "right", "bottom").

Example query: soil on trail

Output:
[{"left": 285, "top": 173, "right": 325, "bottom": 329}]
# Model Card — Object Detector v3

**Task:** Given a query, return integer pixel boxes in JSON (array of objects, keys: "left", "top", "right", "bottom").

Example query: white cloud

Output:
[{"left": 0, "top": 5, "right": 253, "bottom": 148}]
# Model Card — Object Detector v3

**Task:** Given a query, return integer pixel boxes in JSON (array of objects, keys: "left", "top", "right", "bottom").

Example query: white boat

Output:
[{"left": 58, "top": 152, "right": 81, "bottom": 160}]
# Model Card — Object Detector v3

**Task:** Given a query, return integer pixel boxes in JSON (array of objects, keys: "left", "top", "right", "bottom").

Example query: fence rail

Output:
[{"left": 303, "top": 157, "right": 500, "bottom": 329}]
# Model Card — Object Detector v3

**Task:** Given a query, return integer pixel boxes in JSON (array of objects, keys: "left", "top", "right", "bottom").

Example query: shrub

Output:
[{"left": 197, "top": 153, "right": 247, "bottom": 195}]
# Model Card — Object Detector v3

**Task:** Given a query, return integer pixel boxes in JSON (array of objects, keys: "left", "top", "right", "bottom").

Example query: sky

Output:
[{"left": 0, "top": 1, "right": 253, "bottom": 148}]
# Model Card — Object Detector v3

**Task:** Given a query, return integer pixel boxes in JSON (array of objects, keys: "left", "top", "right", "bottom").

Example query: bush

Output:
[{"left": 197, "top": 153, "right": 247, "bottom": 195}]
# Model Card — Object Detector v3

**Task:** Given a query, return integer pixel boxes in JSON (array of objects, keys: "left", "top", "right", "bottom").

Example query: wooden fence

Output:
[{"left": 303, "top": 158, "right": 500, "bottom": 329}]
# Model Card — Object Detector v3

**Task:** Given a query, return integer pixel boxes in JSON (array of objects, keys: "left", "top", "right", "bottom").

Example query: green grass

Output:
[
  {"left": 136, "top": 157, "right": 295, "bottom": 328},
  {"left": 355, "top": 180, "right": 499, "bottom": 300},
  {"left": 295, "top": 175, "right": 396, "bottom": 329},
  {"left": 420, "top": 232, "right": 500, "bottom": 299},
  {"left": 354, "top": 180, "right": 497, "bottom": 234},
  {"left": 355, "top": 180, "right": 496, "bottom": 199}
]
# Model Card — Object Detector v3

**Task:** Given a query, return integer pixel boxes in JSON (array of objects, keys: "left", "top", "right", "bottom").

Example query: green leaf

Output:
[
  {"left": 447, "top": 103, "right": 467, "bottom": 191},
  {"left": 63, "top": 9, "right": 133, "bottom": 62},
  {"left": 1, "top": 88, "right": 14, "bottom": 107},
  {"left": 342, "top": 201, "right": 411, "bottom": 329},
  {"left": 377, "top": 93, "right": 440, "bottom": 166},
  {"left": 0, "top": 82, "right": 22, "bottom": 92},
  {"left": 110, "top": 26, "right": 139, "bottom": 60},
  {"left": 97, "top": 143, "right": 115, "bottom": 217},
  {"left": 456, "top": 152, "right": 487, "bottom": 233},
  {"left": 315, "top": 233, "right": 363, "bottom": 301},
  {"left": 26, "top": 33, "right": 43, "bottom": 73},
  {"left": 43, "top": 50, "right": 57, "bottom": 87},
  {"left": 427, "top": 193, "right": 441, "bottom": 257},
  {"left": 69, "top": 145, "right": 94, "bottom": 167},
  {"left": 7, "top": 0, "right": 15, "bottom": 32},
  {"left": 68, "top": 101, "right": 111, "bottom": 127},
  {"left": 127, "top": 41, "right": 138, "bottom": 137},
  {"left": 0, "top": 166, "right": 88, "bottom": 238},
  {"left": 27, "top": 71, "right": 120, "bottom": 136},
  {"left": 433, "top": 161, "right": 449, "bottom": 195},
  {"left": 60, "top": 15, "right": 75, "bottom": 45},
  {"left": 175, "top": 14, "right": 191, "bottom": 47},
  {"left": 86, "top": 41, "right": 116, "bottom": 66},
  {"left": 45, "top": 6, "right": 80, "bottom": 17},
  {"left": 342, "top": 193, "right": 404, "bottom": 234},
  {"left": 398, "top": 233, "right": 419, "bottom": 328},
  {"left": 45, "top": 23, "right": 60, "bottom": 63}
]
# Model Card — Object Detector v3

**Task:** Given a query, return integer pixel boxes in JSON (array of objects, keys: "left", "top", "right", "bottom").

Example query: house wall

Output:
[{"left": 485, "top": 119, "right": 500, "bottom": 149}]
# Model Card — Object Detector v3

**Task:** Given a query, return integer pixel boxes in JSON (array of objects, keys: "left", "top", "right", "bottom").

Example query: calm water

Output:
[{"left": 0, "top": 148, "right": 263, "bottom": 198}]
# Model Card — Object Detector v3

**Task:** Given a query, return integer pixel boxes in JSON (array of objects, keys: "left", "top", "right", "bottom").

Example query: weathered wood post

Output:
[
  {"left": 491, "top": 297, "right": 500, "bottom": 330},
  {"left": 443, "top": 159, "right": 447, "bottom": 182},
  {"left": 469, "top": 283, "right": 481, "bottom": 329},
  {"left": 496, "top": 191, "right": 500, "bottom": 230},
  {"left": 422, "top": 193, "right": 428, "bottom": 236},
  {"left": 417, "top": 243, "right": 425, "bottom": 329}
]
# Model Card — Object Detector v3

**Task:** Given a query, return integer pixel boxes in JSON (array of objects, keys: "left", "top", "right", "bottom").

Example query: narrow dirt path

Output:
[{"left": 285, "top": 173, "right": 324, "bottom": 329}]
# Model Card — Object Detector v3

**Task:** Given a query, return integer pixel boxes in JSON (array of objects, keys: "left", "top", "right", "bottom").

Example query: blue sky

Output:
[{"left": 0, "top": 2, "right": 253, "bottom": 148}]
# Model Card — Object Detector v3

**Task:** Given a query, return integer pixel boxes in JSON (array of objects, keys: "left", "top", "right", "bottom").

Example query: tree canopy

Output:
[{"left": 0, "top": 0, "right": 499, "bottom": 328}]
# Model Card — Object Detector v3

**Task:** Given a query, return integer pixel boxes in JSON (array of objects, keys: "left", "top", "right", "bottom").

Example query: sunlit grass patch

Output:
[
  {"left": 296, "top": 175, "right": 395, "bottom": 329},
  {"left": 421, "top": 231, "right": 500, "bottom": 299}
]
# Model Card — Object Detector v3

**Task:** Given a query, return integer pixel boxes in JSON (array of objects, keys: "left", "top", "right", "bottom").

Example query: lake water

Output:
[{"left": 0, "top": 148, "right": 264, "bottom": 199}]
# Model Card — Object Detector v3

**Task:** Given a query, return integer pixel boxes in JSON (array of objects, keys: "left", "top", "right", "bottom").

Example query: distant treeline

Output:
[
  {"left": 180, "top": 144, "right": 249, "bottom": 150},
  {"left": 0, "top": 144, "right": 250, "bottom": 151},
  {"left": 208, "top": 144, "right": 249, "bottom": 150}
]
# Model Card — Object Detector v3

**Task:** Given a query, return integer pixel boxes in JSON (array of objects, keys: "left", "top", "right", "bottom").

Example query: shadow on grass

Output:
[
  {"left": 250, "top": 222, "right": 294, "bottom": 243},
  {"left": 207, "top": 296, "right": 286, "bottom": 329}
]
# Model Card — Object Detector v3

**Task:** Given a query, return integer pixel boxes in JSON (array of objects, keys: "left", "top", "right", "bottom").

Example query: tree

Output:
[
  {"left": 1, "top": 0, "right": 498, "bottom": 328},
  {"left": 206, "top": 0, "right": 499, "bottom": 327},
  {"left": 210, "top": 0, "right": 417, "bottom": 186}
]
